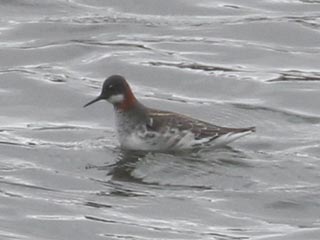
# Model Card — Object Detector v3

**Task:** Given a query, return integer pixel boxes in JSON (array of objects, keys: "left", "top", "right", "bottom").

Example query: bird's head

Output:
[{"left": 84, "top": 75, "right": 137, "bottom": 110}]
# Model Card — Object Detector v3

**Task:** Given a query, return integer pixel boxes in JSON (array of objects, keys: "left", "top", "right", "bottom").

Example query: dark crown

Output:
[{"left": 101, "top": 75, "right": 128, "bottom": 97}]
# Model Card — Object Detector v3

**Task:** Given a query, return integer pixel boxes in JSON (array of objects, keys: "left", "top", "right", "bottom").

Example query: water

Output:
[{"left": 1, "top": 0, "right": 320, "bottom": 239}]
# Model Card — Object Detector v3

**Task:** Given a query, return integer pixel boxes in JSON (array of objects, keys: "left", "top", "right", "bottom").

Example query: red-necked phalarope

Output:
[{"left": 84, "top": 75, "right": 255, "bottom": 151}]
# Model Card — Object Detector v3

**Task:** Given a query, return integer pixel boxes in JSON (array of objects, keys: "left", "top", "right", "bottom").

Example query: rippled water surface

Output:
[{"left": 1, "top": 0, "right": 320, "bottom": 239}]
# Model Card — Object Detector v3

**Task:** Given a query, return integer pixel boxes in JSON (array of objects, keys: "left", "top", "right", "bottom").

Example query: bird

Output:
[{"left": 84, "top": 75, "right": 255, "bottom": 151}]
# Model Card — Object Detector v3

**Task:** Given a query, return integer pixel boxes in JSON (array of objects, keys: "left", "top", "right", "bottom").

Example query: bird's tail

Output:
[{"left": 213, "top": 126, "right": 255, "bottom": 146}]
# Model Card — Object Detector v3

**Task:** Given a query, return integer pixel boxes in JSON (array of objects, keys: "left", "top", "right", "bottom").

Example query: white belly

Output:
[{"left": 117, "top": 128, "right": 206, "bottom": 151}]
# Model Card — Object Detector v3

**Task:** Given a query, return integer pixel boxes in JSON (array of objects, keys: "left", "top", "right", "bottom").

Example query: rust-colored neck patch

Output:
[{"left": 115, "top": 82, "right": 137, "bottom": 111}]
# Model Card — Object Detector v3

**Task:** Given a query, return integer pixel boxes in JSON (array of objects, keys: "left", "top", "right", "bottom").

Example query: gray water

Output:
[{"left": 1, "top": 0, "right": 320, "bottom": 239}]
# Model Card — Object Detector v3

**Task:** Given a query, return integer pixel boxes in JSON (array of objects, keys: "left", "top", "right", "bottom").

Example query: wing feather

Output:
[{"left": 147, "top": 109, "right": 254, "bottom": 143}]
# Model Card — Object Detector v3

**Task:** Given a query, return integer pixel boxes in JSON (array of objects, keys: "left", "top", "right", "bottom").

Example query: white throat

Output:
[{"left": 107, "top": 94, "right": 124, "bottom": 104}]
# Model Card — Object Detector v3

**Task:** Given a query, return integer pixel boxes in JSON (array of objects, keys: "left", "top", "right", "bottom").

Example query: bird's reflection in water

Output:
[
  {"left": 108, "top": 149, "right": 148, "bottom": 182},
  {"left": 84, "top": 145, "right": 255, "bottom": 201},
  {"left": 98, "top": 146, "right": 253, "bottom": 184}
]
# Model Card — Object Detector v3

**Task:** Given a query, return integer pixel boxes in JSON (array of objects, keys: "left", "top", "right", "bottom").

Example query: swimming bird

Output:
[{"left": 84, "top": 75, "right": 255, "bottom": 151}]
